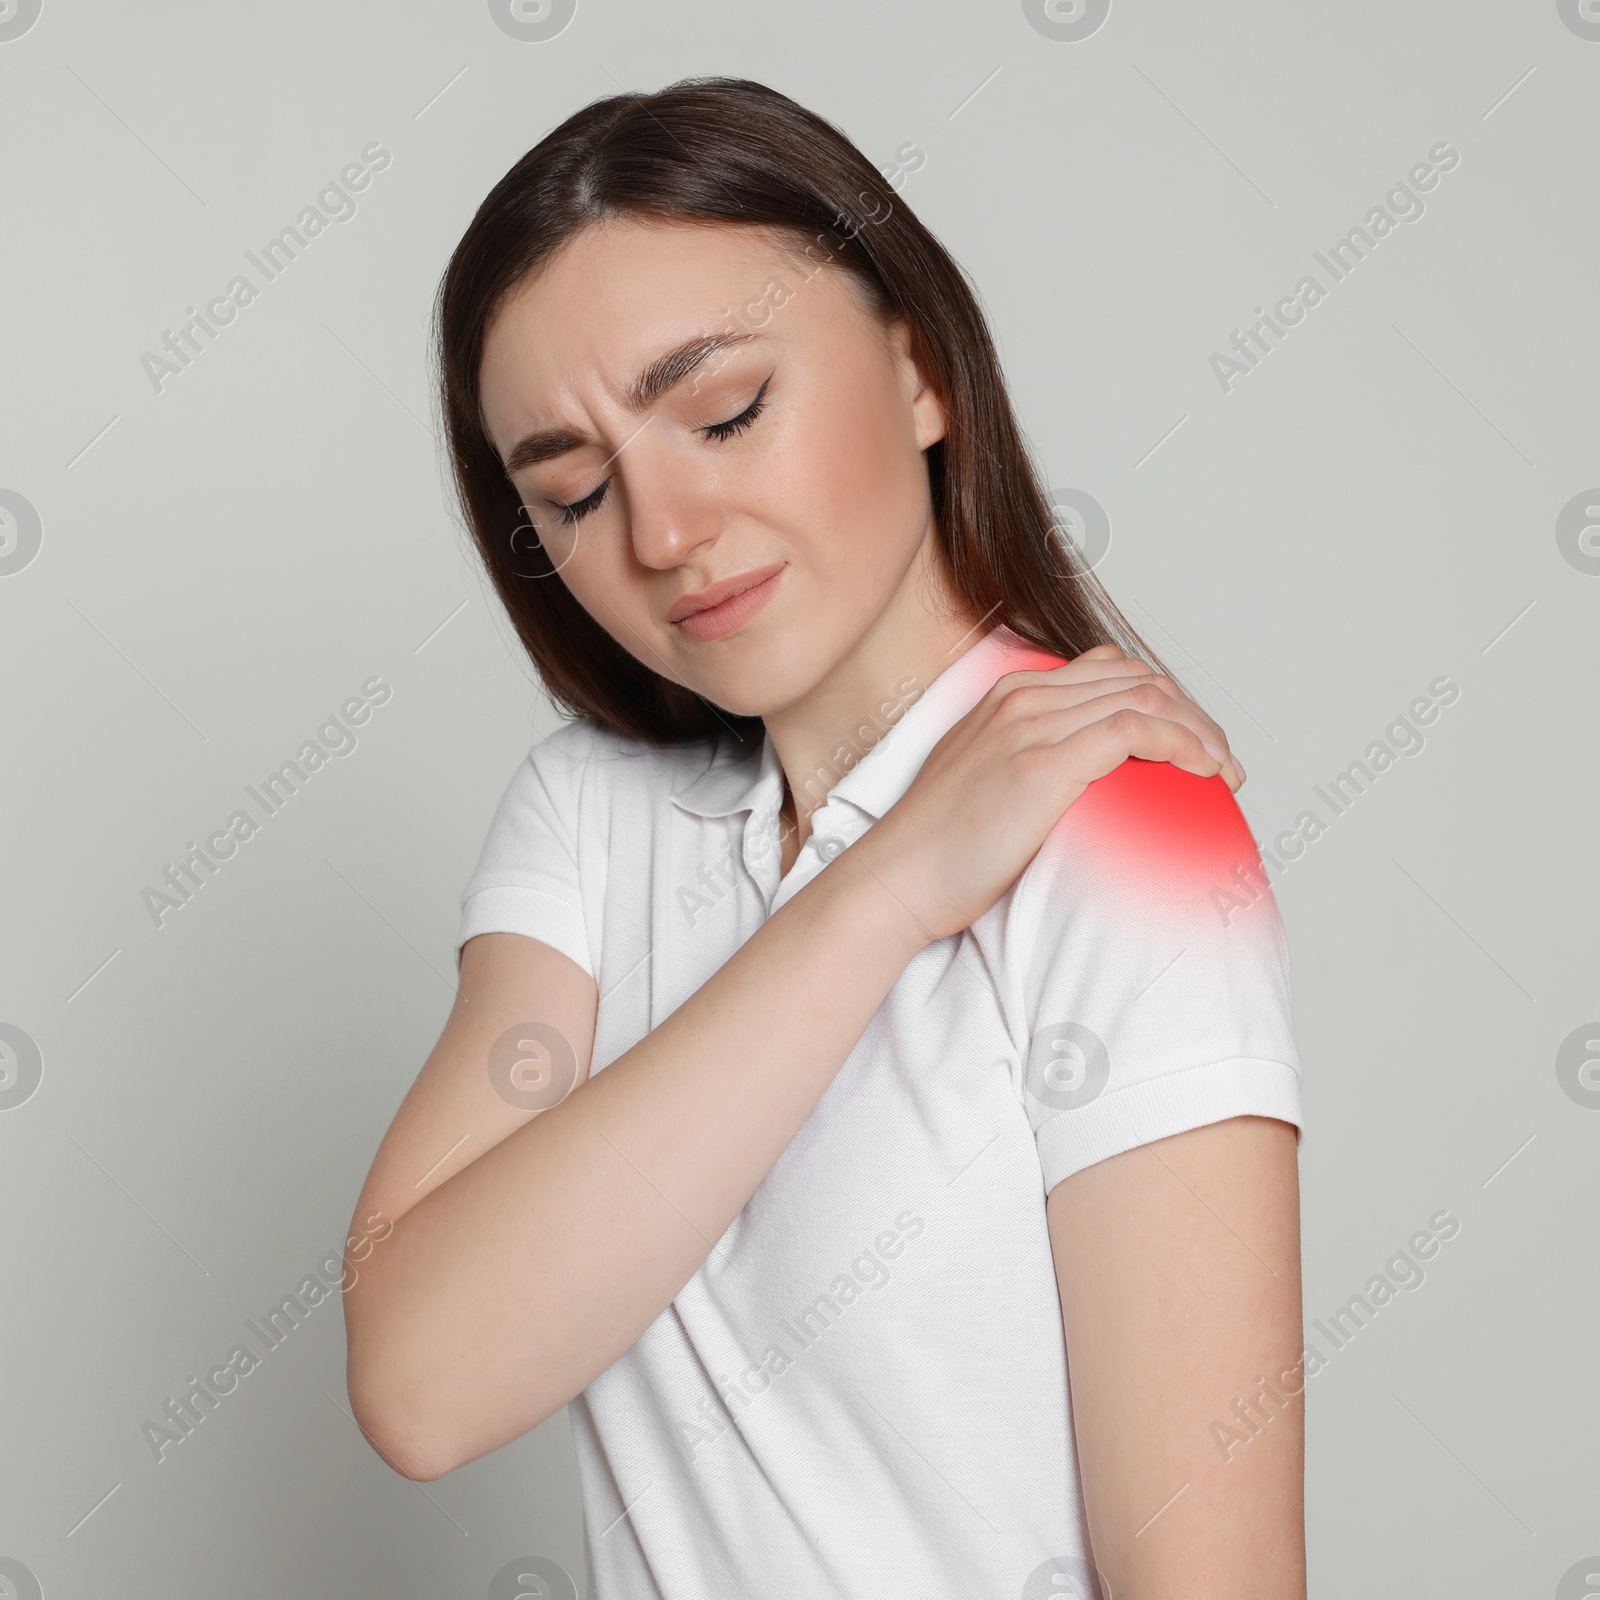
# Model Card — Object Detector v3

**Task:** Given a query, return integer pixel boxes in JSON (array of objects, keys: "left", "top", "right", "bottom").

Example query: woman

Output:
[{"left": 343, "top": 77, "right": 1306, "bottom": 1600}]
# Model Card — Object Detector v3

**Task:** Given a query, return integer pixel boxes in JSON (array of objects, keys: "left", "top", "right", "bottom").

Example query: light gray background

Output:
[{"left": 3, "top": 2, "right": 1596, "bottom": 1596}]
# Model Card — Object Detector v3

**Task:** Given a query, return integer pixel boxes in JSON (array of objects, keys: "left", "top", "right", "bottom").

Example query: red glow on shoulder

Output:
[
  {"left": 997, "top": 645, "right": 1071, "bottom": 675},
  {"left": 1059, "top": 756, "right": 1267, "bottom": 902}
]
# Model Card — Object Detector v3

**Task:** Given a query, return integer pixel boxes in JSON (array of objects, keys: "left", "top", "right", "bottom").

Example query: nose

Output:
[{"left": 618, "top": 433, "right": 722, "bottom": 573}]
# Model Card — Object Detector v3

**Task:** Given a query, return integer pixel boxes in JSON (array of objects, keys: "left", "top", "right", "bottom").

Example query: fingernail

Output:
[
  {"left": 1234, "top": 757, "right": 1247, "bottom": 783},
  {"left": 1202, "top": 740, "right": 1227, "bottom": 765}
]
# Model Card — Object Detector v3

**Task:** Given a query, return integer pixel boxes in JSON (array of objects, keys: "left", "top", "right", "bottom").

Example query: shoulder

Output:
[
  {"left": 524, "top": 718, "right": 728, "bottom": 808},
  {"left": 526, "top": 716, "right": 636, "bottom": 772},
  {"left": 999, "top": 759, "right": 1295, "bottom": 1041},
  {"left": 1013, "top": 758, "right": 1270, "bottom": 935},
  {"left": 471, "top": 719, "right": 711, "bottom": 879},
  {"left": 1049, "top": 758, "right": 1258, "bottom": 890}
]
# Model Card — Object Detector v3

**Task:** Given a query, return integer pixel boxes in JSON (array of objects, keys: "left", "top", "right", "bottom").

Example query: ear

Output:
[{"left": 886, "top": 317, "right": 947, "bottom": 451}]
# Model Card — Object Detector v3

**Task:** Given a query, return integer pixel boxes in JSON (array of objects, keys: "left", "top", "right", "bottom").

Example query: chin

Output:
[{"left": 680, "top": 629, "right": 830, "bottom": 722}]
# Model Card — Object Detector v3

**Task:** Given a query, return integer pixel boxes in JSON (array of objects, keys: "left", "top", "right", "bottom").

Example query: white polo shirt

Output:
[{"left": 457, "top": 623, "right": 1304, "bottom": 1600}]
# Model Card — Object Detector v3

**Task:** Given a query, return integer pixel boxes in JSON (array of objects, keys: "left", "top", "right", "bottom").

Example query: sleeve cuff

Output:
[
  {"left": 1036, "top": 1056, "right": 1303, "bottom": 1195},
  {"left": 457, "top": 885, "right": 594, "bottom": 979}
]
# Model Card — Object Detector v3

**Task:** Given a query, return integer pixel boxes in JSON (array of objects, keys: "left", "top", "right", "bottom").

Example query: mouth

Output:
[{"left": 668, "top": 562, "right": 786, "bottom": 643}]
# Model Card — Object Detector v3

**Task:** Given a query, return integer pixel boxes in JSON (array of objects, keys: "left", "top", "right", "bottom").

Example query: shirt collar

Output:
[
  {"left": 668, "top": 720, "right": 785, "bottom": 820},
  {"left": 669, "top": 624, "right": 1064, "bottom": 824},
  {"left": 823, "top": 623, "right": 1064, "bottom": 821}
]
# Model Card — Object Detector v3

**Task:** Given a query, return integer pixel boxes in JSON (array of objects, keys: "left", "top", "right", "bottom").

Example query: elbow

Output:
[
  {"left": 345, "top": 1310, "right": 462, "bottom": 1482},
  {"left": 342, "top": 1280, "right": 570, "bottom": 1478},
  {"left": 347, "top": 1362, "right": 459, "bottom": 1482},
  {"left": 348, "top": 1365, "right": 560, "bottom": 1481},
  {"left": 371, "top": 1427, "right": 452, "bottom": 1484},
  {"left": 387, "top": 1443, "right": 455, "bottom": 1485}
]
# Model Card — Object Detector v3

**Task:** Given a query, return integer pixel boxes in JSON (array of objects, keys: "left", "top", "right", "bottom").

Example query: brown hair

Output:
[{"left": 434, "top": 75, "right": 1173, "bottom": 745}]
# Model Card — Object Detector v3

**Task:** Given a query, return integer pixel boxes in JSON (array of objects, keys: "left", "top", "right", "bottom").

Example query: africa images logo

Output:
[
  {"left": 1208, "top": 141, "right": 1461, "bottom": 393},
  {"left": 140, "top": 676, "right": 392, "bottom": 927},
  {"left": 139, "top": 143, "right": 392, "bottom": 394}
]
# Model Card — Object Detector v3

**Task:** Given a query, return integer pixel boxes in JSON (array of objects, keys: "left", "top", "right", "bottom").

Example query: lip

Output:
[
  {"left": 671, "top": 567, "right": 785, "bottom": 643},
  {"left": 665, "top": 569, "right": 784, "bottom": 643},
  {"left": 667, "top": 561, "right": 787, "bottom": 624}
]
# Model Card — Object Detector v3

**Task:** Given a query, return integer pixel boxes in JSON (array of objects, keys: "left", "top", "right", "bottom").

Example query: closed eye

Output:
[
  {"left": 699, "top": 374, "right": 772, "bottom": 442},
  {"left": 548, "top": 375, "right": 774, "bottom": 526},
  {"left": 551, "top": 480, "right": 609, "bottom": 526}
]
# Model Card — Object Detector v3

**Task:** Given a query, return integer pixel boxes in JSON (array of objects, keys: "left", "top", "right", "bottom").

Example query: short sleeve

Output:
[
  {"left": 456, "top": 720, "right": 599, "bottom": 979},
  {"left": 1006, "top": 757, "right": 1304, "bottom": 1194}
]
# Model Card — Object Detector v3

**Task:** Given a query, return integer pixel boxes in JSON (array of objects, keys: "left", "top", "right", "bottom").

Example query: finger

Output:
[
  {"left": 1072, "top": 644, "right": 1126, "bottom": 662},
  {"left": 995, "top": 658, "right": 1158, "bottom": 698},
  {"left": 1113, "top": 674, "right": 1243, "bottom": 791},
  {"left": 1128, "top": 673, "right": 1226, "bottom": 746},
  {"left": 989, "top": 668, "right": 1244, "bottom": 791},
  {"left": 1017, "top": 689, "right": 1230, "bottom": 781},
  {"left": 1058, "top": 704, "right": 1228, "bottom": 787},
  {"left": 1130, "top": 699, "right": 1243, "bottom": 792},
  {"left": 995, "top": 672, "right": 1179, "bottom": 722}
]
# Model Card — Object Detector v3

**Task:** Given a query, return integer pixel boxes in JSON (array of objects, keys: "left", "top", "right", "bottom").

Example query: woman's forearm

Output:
[{"left": 347, "top": 835, "right": 930, "bottom": 1479}]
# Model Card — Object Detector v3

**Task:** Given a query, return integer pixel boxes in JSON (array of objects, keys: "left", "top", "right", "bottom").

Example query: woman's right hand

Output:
[{"left": 849, "top": 645, "right": 1238, "bottom": 946}]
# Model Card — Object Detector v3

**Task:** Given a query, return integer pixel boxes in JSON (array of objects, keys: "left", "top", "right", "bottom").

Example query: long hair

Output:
[{"left": 434, "top": 75, "right": 1173, "bottom": 745}]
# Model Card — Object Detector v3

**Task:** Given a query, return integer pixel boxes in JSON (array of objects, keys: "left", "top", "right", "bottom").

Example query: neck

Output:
[{"left": 762, "top": 533, "right": 990, "bottom": 849}]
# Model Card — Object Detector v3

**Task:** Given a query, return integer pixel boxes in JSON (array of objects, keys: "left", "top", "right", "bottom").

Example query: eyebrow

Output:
[{"left": 500, "top": 330, "right": 763, "bottom": 476}]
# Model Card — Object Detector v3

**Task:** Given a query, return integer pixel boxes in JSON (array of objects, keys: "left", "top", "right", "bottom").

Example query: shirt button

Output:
[{"left": 815, "top": 835, "right": 846, "bottom": 862}]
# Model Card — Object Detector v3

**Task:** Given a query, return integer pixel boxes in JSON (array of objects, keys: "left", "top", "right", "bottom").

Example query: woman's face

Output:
[{"left": 476, "top": 217, "right": 949, "bottom": 718}]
